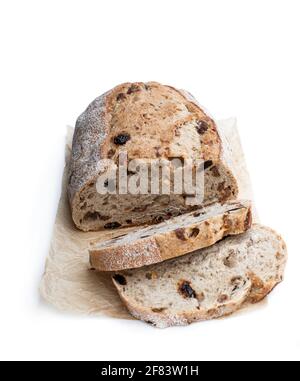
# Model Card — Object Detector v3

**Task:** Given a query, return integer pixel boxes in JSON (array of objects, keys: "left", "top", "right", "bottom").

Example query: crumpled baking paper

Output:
[{"left": 39, "top": 118, "right": 256, "bottom": 319}]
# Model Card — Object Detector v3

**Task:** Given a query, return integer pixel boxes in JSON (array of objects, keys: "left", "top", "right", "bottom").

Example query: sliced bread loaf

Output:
[
  {"left": 89, "top": 200, "right": 252, "bottom": 271},
  {"left": 112, "top": 225, "right": 287, "bottom": 328},
  {"left": 68, "top": 82, "right": 238, "bottom": 231}
]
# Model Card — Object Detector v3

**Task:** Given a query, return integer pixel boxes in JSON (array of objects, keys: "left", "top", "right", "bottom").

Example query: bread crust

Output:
[
  {"left": 112, "top": 224, "right": 287, "bottom": 328},
  {"left": 89, "top": 201, "right": 252, "bottom": 271},
  {"left": 68, "top": 82, "right": 237, "bottom": 231}
]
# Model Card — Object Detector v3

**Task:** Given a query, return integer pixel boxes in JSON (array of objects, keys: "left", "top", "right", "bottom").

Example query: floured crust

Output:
[
  {"left": 89, "top": 200, "right": 252, "bottom": 271},
  {"left": 112, "top": 224, "right": 287, "bottom": 328},
  {"left": 68, "top": 82, "right": 238, "bottom": 231}
]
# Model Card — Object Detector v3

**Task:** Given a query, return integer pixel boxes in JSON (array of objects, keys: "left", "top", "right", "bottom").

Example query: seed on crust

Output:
[
  {"left": 188, "top": 227, "right": 199, "bottom": 238},
  {"left": 175, "top": 228, "right": 187, "bottom": 240},
  {"left": 196, "top": 120, "right": 209, "bottom": 135},
  {"left": 116, "top": 93, "right": 126, "bottom": 101},
  {"left": 127, "top": 84, "right": 141, "bottom": 94},
  {"left": 113, "top": 133, "right": 131, "bottom": 145}
]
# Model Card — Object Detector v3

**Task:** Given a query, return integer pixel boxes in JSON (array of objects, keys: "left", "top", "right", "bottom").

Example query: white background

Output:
[{"left": 0, "top": 0, "right": 299, "bottom": 361}]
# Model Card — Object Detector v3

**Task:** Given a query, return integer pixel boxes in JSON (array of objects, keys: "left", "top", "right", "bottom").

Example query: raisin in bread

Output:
[
  {"left": 112, "top": 225, "right": 287, "bottom": 328},
  {"left": 89, "top": 200, "right": 251, "bottom": 271},
  {"left": 68, "top": 82, "right": 238, "bottom": 231}
]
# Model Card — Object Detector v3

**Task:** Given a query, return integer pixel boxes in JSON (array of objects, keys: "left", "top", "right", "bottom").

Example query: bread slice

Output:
[
  {"left": 68, "top": 82, "right": 238, "bottom": 231},
  {"left": 89, "top": 200, "right": 252, "bottom": 271},
  {"left": 112, "top": 225, "right": 287, "bottom": 328}
]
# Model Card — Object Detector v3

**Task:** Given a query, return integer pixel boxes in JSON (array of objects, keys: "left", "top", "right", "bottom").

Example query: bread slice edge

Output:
[
  {"left": 112, "top": 224, "right": 287, "bottom": 328},
  {"left": 89, "top": 200, "right": 252, "bottom": 271}
]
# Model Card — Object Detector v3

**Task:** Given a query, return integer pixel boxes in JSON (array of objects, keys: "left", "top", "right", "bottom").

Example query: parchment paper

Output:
[{"left": 39, "top": 118, "right": 256, "bottom": 319}]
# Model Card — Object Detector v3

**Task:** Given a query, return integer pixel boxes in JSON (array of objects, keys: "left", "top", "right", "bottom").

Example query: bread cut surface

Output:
[
  {"left": 89, "top": 200, "right": 252, "bottom": 271},
  {"left": 112, "top": 225, "right": 287, "bottom": 328},
  {"left": 68, "top": 82, "right": 238, "bottom": 231}
]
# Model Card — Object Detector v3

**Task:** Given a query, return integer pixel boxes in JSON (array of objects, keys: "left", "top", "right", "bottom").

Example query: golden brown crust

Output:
[
  {"left": 103, "top": 81, "right": 221, "bottom": 161},
  {"left": 68, "top": 82, "right": 230, "bottom": 231},
  {"left": 89, "top": 201, "right": 251, "bottom": 271}
]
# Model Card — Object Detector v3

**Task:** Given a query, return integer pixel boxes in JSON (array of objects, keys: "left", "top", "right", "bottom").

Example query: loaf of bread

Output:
[
  {"left": 112, "top": 225, "right": 287, "bottom": 328},
  {"left": 68, "top": 82, "right": 238, "bottom": 231},
  {"left": 89, "top": 200, "right": 251, "bottom": 271}
]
